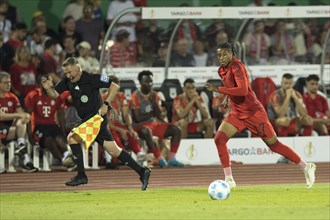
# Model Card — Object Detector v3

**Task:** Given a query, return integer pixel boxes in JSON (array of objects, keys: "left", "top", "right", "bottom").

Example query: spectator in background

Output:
[
  {"left": 130, "top": 70, "right": 185, "bottom": 167},
  {"left": 152, "top": 41, "right": 168, "bottom": 67},
  {"left": 90, "top": 0, "right": 103, "bottom": 20},
  {"left": 1, "top": 0, "right": 23, "bottom": 26},
  {"left": 172, "top": 78, "right": 214, "bottom": 139},
  {"left": 243, "top": 19, "right": 271, "bottom": 65},
  {"left": 106, "top": 0, "right": 138, "bottom": 44},
  {"left": 107, "top": 29, "right": 137, "bottom": 67},
  {"left": 270, "top": 20, "right": 296, "bottom": 64},
  {"left": 59, "top": 15, "right": 83, "bottom": 47},
  {"left": 9, "top": 45, "right": 36, "bottom": 107},
  {"left": 204, "top": 18, "right": 235, "bottom": 49},
  {"left": 24, "top": 76, "right": 77, "bottom": 171},
  {"left": 137, "top": 19, "right": 164, "bottom": 67},
  {"left": 63, "top": 0, "right": 85, "bottom": 21},
  {"left": 170, "top": 38, "right": 195, "bottom": 67},
  {"left": 193, "top": 40, "right": 208, "bottom": 67},
  {"left": 62, "top": 35, "right": 79, "bottom": 59},
  {"left": 76, "top": 3, "right": 104, "bottom": 58},
  {"left": 31, "top": 11, "right": 59, "bottom": 42},
  {"left": 0, "top": 0, "right": 12, "bottom": 43},
  {"left": 38, "top": 39, "right": 61, "bottom": 84},
  {"left": 267, "top": 73, "right": 313, "bottom": 137},
  {"left": 303, "top": 74, "right": 330, "bottom": 135},
  {"left": 207, "top": 30, "right": 228, "bottom": 66},
  {"left": 0, "top": 71, "right": 38, "bottom": 172},
  {"left": 0, "top": 33, "right": 3, "bottom": 70},
  {"left": 76, "top": 41, "right": 100, "bottom": 74}
]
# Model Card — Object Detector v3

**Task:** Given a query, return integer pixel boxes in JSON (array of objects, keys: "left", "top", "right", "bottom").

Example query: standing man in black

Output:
[{"left": 40, "top": 57, "right": 150, "bottom": 190}]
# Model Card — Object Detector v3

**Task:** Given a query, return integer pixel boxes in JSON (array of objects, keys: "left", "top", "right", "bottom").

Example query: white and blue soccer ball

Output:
[{"left": 208, "top": 180, "right": 231, "bottom": 200}]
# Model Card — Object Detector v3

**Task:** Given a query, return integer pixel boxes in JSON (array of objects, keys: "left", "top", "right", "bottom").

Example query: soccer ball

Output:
[{"left": 208, "top": 180, "right": 231, "bottom": 200}]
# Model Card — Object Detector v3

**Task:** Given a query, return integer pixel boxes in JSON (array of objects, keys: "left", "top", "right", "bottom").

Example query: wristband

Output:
[{"left": 103, "top": 101, "right": 113, "bottom": 111}]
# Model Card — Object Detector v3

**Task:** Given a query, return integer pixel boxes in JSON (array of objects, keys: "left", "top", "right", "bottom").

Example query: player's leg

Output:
[
  {"left": 175, "top": 118, "right": 188, "bottom": 139},
  {"left": 197, "top": 118, "right": 214, "bottom": 138},
  {"left": 215, "top": 119, "right": 239, "bottom": 189},
  {"left": 162, "top": 123, "right": 184, "bottom": 167}
]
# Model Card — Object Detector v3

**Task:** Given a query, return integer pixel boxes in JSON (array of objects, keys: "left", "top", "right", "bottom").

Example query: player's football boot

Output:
[
  {"left": 158, "top": 157, "right": 168, "bottom": 168},
  {"left": 304, "top": 163, "right": 316, "bottom": 189},
  {"left": 167, "top": 158, "right": 185, "bottom": 167},
  {"left": 140, "top": 168, "right": 151, "bottom": 190},
  {"left": 65, "top": 175, "right": 88, "bottom": 186}
]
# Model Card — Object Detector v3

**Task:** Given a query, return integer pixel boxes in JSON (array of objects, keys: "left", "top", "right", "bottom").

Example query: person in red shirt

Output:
[
  {"left": 130, "top": 70, "right": 184, "bottom": 167},
  {"left": 102, "top": 75, "right": 147, "bottom": 168},
  {"left": 267, "top": 73, "right": 313, "bottom": 137},
  {"left": 172, "top": 78, "right": 214, "bottom": 138},
  {"left": 303, "top": 74, "right": 330, "bottom": 135},
  {"left": 205, "top": 42, "right": 316, "bottom": 189},
  {"left": 0, "top": 71, "right": 38, "bottom": 172},
  {"left": 24, "top": 76, "right": 76, "bottom": 171}
]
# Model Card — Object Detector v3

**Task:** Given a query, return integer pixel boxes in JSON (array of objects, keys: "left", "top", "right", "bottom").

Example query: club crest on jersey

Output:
[
  {"left": 100, "top": 74, "right": 109, "bottom": 83},
  {"left": 81, "top": 95, "right": 88, "bottom": 103}
]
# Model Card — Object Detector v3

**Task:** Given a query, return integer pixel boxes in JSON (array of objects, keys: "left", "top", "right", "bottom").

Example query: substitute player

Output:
[{"left": 205, "top": 42, "right": 316, "bottom": 189}]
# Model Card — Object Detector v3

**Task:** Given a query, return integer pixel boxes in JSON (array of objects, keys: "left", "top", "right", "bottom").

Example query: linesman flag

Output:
[{"left": 73, "top": 114, "right": 103, "bottom": 150}]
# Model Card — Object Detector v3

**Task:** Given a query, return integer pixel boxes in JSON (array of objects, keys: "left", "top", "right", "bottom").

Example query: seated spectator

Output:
[
  {"left": 5, "top": 22, "right": 27, "bottom": 50},
  {"left": 37, "top": 39, "right": 61, "bottom": 84},
  {"left": 303, "top": 74, "right": 330, "bottom": 135},
  {"left": 102, "top": 75, "right": 147, "bottom": 168},
  {"left": 204, "top": 18, "right": 235, "bottom": 49},
  {"left": 0, "top": 0, "right": 12, "bottom": 43},
  {"left": 270, "top": 20, "right": 296, "bottom": 64},
  {"left": 172, "top": 78, "right": 214, "bottom": 139},
  {"left": 170, "top": 38, "right": 196, "bottom": 67},
  {"left": 151, "top": 41, "right": 168, "bottom": 67},
  {"left": 31, "top": 11, "right": 59, "bottom": 42},
  {"left": 62, "top": 0, "right": 85, "bottom": 21},
  {"left": 107, "top": 29, "right": 137, "bottom": 68},
  {"left": 0, "top": 71, "right": 38, "bottom": 172},
  {"left": 24, "top": 76, "right": 76, "bottom": 171},
  {"left": 62, "top": 35, "right": 79, "bottom": 59},
  {"left": 267, "top": 73, "right": 313, "bottom": 136},
  {"left": 130, "top": 70, "right": 184, "bottom": 167},
  {"left": 193, "top": 40, "right": 208, "bottom": 67},
  {"left": 76, "top": 41, "right": 100, "bottom": 74},
  {"left": 243, "top": 19, "right": 271, "bottom": 65},
  {"left": 9, "top": 45, "right": 37, "bottom": 107}
]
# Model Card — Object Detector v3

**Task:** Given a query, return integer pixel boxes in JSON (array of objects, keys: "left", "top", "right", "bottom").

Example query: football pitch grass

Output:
[{"left": 1, "top": 183, "right": 329, "bottom": 220}]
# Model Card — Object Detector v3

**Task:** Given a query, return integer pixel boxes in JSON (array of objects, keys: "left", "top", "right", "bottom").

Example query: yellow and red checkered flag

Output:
[{"left": 73, "top": 114, "right": 104, "bottom": 151}]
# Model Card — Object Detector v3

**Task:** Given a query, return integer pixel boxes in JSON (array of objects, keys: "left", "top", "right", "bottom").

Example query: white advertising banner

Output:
[
  {"left": 142, "top": 6, "right": 330, "bottom": 19},
  {"left": 176, "top": 137, "right": 330, "bottom": 165}
]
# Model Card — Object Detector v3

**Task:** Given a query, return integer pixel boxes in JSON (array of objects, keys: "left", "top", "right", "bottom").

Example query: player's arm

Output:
[
  {"left": 292, "top": 91, "right": 308, "bottom": 117},
  {"left": 194, "top": 97, "right": 209, "bottom": 119},
  {"left": 173, "top": 96, "right": 194, "bottom": 119},
  {"left": 0, "top": 108, "right": 30, "bottom": 122},
  {"left": 273, "top": 90, "right": 291, "bottom": 117}
]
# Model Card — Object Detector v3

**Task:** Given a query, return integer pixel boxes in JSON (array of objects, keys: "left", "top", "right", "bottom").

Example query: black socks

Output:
[
  {"left": 70, "top": 143, "right": 86, "bottom": 177},
  {"left": 117, "top": 150, "right": 144, "bottom": 176}
]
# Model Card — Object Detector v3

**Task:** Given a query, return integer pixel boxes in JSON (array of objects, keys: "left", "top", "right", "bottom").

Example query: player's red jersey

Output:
[
  {"left": 172, "top": 94, "right": 200, "bottom": 123},
  {"left": 24, "top": 88, "right": 65, "bottom": 125},
  {"left": 217, "top": 57, "right": 264, "bottom": 119},
  {"left": 0, "top": 92, "right": 21, "bottom": 114},
  {"left": 109, "top": 92, "right": 128, "bottom": 124},
  {"left": 303, "top": 92, "right": 329, "bottom": 118}
]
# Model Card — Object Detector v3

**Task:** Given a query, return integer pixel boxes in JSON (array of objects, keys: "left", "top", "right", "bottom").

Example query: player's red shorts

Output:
[
  {"left": 134, "top": 122, "right": 170, "bottom": 139},
  {"left": 224, "top": 109, "right": 275, "bottom": 140},
  {"left": 187, "top": 122, "right": 198, "bottom": 133}
]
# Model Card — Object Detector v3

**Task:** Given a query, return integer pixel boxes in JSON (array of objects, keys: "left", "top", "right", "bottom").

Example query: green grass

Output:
[{"left": 1, "top": 184, "right": 329, "bottom": 220}]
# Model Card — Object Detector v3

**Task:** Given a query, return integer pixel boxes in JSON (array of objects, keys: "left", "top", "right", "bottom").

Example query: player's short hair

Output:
[
  {"left": 0, "top": 71, "right": 10, "bottom": 82},
  {"left": 217, "top": 42, "right": 237, "bottom": 56},
  {"left": 306, "top": 74, "right": 319, "bottom": 82},
  {"left": 183, "top": 78, "right": 195, "bottom": 86},
  {"left": 62, "top": 57, "right": 79, "bottom": 67},
  {"left": 138, "top": 70, "right": 153, "bottom": 81},
  {"left": 282, "top": 73, "right": 294, "bottom": 79}
]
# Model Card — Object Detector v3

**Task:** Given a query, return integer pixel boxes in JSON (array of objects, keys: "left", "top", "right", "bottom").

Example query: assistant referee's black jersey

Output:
[{"left": 55, "top": 71, "right": 112, "bottom": 121}]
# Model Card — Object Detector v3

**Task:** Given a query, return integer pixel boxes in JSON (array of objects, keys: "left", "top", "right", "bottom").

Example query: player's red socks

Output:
[
  {"left": 214, "top": 131, "right": 230, "bottom": 168},
  {"left": 170, "top": 140, "right": 180, "bottom": 153},
  {"left": 267, "top": 140, "right": 301, "bottom": 163}
]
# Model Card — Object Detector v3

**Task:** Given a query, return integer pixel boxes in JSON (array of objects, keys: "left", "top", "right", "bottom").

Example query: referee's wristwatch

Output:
[{"left": 103, "top": 101, "right": 113, "bottom": 111}]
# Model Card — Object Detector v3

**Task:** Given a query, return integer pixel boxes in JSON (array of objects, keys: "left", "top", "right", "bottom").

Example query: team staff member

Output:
[
  {"left": 41, "top": 57, "right": 150, "bottom": 189},
  {"left": 205, "top": 43, "right": 316, "bottom": 189}
]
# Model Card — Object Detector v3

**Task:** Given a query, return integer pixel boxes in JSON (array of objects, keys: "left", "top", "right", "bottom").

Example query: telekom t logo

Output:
[{"left": 42, "top": 106, "right": 51, "bottom": 117}]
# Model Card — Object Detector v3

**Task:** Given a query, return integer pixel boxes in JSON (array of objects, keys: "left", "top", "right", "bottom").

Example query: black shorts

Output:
[
  {"left": 34, "top": 124, "right": 64, "bottom": 148},
  {"left": 94, "top": 114, "right": 114, "bottom": 145},
  {"left": 0, "top": 122, "right": 13, "bottom": 145}
]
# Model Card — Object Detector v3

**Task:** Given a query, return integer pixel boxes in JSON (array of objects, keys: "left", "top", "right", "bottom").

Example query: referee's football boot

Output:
[
  {"left": 140, "top": 168, "right": 151, "bottom": 190},
  {"left": 65, "top": 175, "right": 88, "bottom": 186}
]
